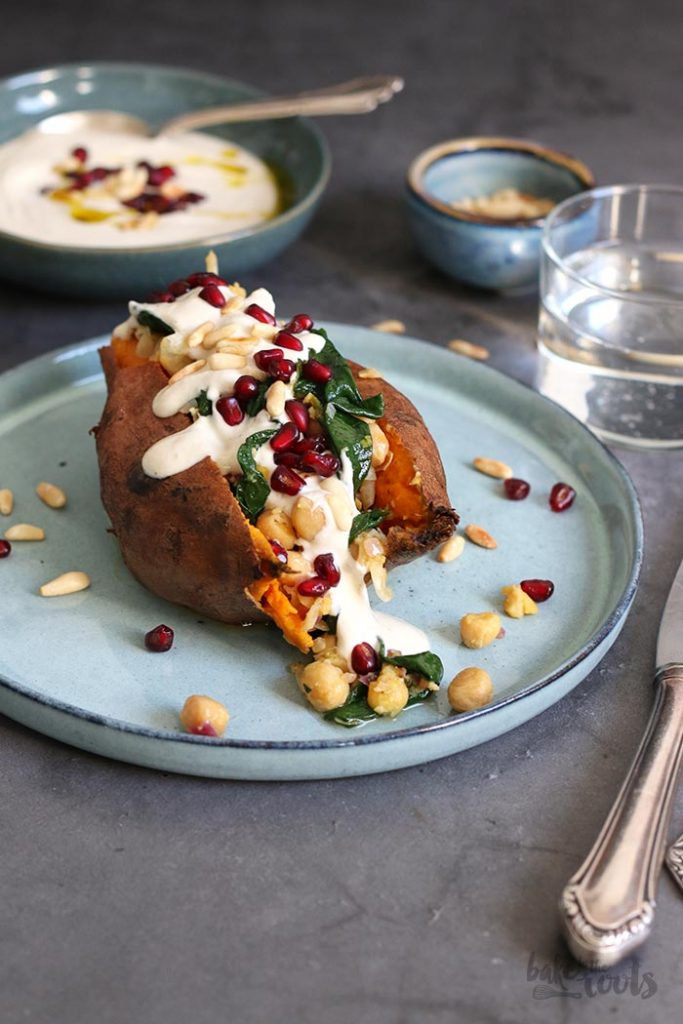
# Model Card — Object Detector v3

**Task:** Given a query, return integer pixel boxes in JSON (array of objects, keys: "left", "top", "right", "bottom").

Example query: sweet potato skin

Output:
[
  {"left": 95, "top": 347, "right": 457, "bottom": 624},
  {"left": 96, "top": 348, "right": 267, "bottom": 624}
]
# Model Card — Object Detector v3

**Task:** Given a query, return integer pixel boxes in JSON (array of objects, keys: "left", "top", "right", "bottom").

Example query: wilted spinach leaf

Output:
[
  {"left": 348, "top": 508, "right": 389, "bottom": 545},
  {"left": 234, "top": 429, "right": 276, "bottom": 520},
  {"left": 137, "top": 310, "right": 174, "bottom": 336}
]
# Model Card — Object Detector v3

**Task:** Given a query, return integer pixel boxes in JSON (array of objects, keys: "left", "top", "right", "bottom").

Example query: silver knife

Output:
[{"left": 559, "top": 556, "right": 683, "bottom": 969}]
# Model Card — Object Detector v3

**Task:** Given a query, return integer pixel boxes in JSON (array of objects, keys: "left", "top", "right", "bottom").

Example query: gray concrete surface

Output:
[{"left": 1, "top": 1, "right": 682, "bottom": 1021}]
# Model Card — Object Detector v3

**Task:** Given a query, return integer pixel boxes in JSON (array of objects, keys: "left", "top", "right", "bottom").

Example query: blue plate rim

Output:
[
  {"left": 0, "top": 60, "right": 332, "bottom": 255},
  {"left": 0, "top": 329, "right": 644, "bottom": 751}
]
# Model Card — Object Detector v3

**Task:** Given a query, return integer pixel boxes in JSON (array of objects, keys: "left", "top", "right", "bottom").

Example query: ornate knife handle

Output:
[{"left": 560, "top": 664, "right": 683, "bottom": 968}]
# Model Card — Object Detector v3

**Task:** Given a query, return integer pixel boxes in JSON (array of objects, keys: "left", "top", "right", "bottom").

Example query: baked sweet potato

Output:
[{"left": 95, "top": 278, "right": 458, "bottom": 659}]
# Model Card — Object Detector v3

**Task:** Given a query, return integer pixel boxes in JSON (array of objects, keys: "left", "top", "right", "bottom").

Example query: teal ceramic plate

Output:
[
  {"left": 0, "top": 63, "right": 330, "bottom": 296},
  {"left": 0, "top": 327, "right": 642, "bottom": 780}
]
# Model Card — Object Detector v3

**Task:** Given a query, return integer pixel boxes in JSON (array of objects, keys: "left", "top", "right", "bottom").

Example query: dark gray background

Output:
[{"left": 1, "top": 1, "right": 682, "bottom": 1021}]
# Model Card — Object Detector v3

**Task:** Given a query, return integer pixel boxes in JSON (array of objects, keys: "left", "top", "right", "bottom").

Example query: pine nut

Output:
[
  {"left": 438, "top": 534, "right": 465, "bottom": 563},
  {"left": 220, "top": 296, "right": 243, "bottom": 314},
  {"left": 265, "top": 380, "right": 287, "bottom": 418},
  {"left": 465, "top": 524, "right": 498, "bottom": 549},
  {"left": 447, "top": 339, "right": 490, "bottom": 360},
  {"left": 167, "top": 359, "right": 206, "bottom": 385},
  {"left": 358, "top": 367, "right": 383, "bottom": 379},
  {"left": 326, "top": 492, "right": 354, "bottom": 532},
  {"left": 371, "top": 319, "right": 405, "bottom": 334},
  {"left": 183, "top": 321, "right": 214, "bottom": 348},
  {"left": 205, "top": 250, "right": 219, "bottom": 275},
  {"left": 36, "top": 481, "right": 67, "bottom": 509},
  {"left": 5, "top": 523, "right": 45, "bottom": 541},
  {"left": 369, "top": 421, "right": 390, "bottom": 468},
  {"left": 473, "top": 457, "right": 513, "bottom": 480},
  {"left": 208, "top": 352, "right": 247, "bottom": 370},
  {"left": 39, "top": 571, "right": 91, "bottom": 597},
  {"left": 0, "top": 488, "right": 13, "bottom": 515},
  {"left": 250, "top": 323, "right": 278, "bottom": 339}
]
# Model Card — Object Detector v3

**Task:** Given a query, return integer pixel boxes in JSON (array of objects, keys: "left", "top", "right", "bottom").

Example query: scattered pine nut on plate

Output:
[
  {"left": 0, "top": 488, "right": 13, "bottom": 515},
  {"left": 447, "top": 339, "right": 490, "bottom": 360},
  {"left": 357, "top": 367, "right": 384, "bottom": 379},
  {"left": 5, "top": 523, "right": 44, "bottom": 541},
  {"left": 370, "top": 319, "right": 406, "bottom": 334},
  {"left": 36, "top": 481, "right": 67, "bottom": 508},
  {"left": 39, "top": 570, "right": 91, "bottom": 597},
  {"left": 472, "top": 457, "right": 513, "bottom": 480},
  {"left": 465, "top": 524, "right": 498, "bottom": 549},
  {"left": 438, "top": 534, "right": 465, "bottom": 563}
]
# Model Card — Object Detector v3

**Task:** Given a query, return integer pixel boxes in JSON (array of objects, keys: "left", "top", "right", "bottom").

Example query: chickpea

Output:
[
  {"left": 367, "top": 665, "right": 409, "bottom": 717},
  {"left": 501, "top": 585, "right": 538, "bottom": 618},
  {"left": 459, "top": 611, "right": 501, "bottom": 649},
  {"left": 297, "top": 661, "right": 351, "bottom": 713},
  {"left": 369, "top": 420, "right": 390, "bottom": 468},
  {"left": 291, "top": 496, "right": 326, "bottom": 541},
  {"left": 180, "top": 694, "right": 229, "bottom": 736},
  {"left": 256, "top": 507, "right": 296, "bottom": 549},
  {"left": 448, "top": 668, "right": 494, "bottom": 713}
]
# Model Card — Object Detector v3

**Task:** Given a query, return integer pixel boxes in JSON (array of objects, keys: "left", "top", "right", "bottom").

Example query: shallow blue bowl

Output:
[
  {"left": 0, "top": 62, "right": 330, "bottom": 297},
  {"left": 407, "top": 137, "right": 594, "bottom": 291}
]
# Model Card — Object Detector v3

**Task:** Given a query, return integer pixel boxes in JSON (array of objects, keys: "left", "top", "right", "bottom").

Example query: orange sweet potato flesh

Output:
[{"left": 95, "top": 344, "right": 457, "bottom": 633}]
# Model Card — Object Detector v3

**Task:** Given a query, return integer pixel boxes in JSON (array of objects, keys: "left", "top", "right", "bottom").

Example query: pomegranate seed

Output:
[
  {"left": 303, "top": 359, "right": 332, "bottom": 384},
  {"left": 245, "top": 303, "right": 276, "bottom": 325},
  {"left": 90, "top": 166, "right": 112, "bottom": 181},
  {"left": 270, "top": 539, "right": 288, "bottom": 564},
  {"left": 291, "top": 436, "right": 317, "bottom": 455},
  {"left": 169, "top": 279, "right": 191, "bottom": 297},
  {"left": 199, "top": 284, "right": 225, "bottom": 307},
  {"left": 269, "top": 358, "right": 295, "bottom": 383},
  {"left": 145, "top": 624, "right": 174, "bottom": 652},
  {"left": 275, "top": 330, "right": 304, "bottom": 352},
  {"left": 504, "top": 478, "right": 530, "bottom": 501},
  {"left": 300, "top": 451, "right": 340, "bottom": 477},
  {"left": 233, "top": 375, "right": 260, "bottom": 406},
  {"left": 180, "top": 191, "right": 204, "bottom": 205},
  {"left": 0, "top": 539, "right": 11, "bottom": 558},
  {"left": 72, "top": 146, "right": 87, "bottom": 163},
  {"left": 270, "top": 422, "right": 300, "bottom": 452},
  {"left": 149, "top": 289, "right": 175, "bottom": 303},
  {"left": 351, "top": 642, "right": 379, "bottom": 675},
  {"left": 216, "top": 396, "right": 244, "bottom": 426},
  {"left": 285, "top": 313, "right": 313, "bottom": 334},
  {"left": 285, "top": 399, "right": 310, "bottom": 432},
  {"left": 549, "top": 482, "right": 576, "bottom": 512},
  {"left": 147, "top": 164, "right": 175, "bottom": 186},
  {"left": 191, "top": 722, "right": 218, "bottom": 737},
  {"left": 187, "top": 271, "right": 228, "bottom": 287},
  {"left": 297, "top": 576, "right": 331, "bottom": 597},
  {"left": 520, "top": 579, "right": 555, "bottom": 602},
  {"left": 254, "top": 348, "right": 283, "bottom": 371},
  {"left": 271, "top": 465, "right": 305, "bottom": 495},
  {"left": 314, "top": 553, "right": 340, "bottom": 586},
  {"left": 273, "top": 451, "right": 301, "bottom": 468}
]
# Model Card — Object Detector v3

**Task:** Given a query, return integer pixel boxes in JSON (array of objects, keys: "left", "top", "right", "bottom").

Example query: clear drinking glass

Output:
[{"left": 536, "top": 185, "right": 683, "bottom": 449}]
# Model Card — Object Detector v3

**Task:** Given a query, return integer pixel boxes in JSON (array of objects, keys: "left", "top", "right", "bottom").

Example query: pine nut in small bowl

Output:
[{"left": 406, "top": 137, "right": 594, "bottom": 291}]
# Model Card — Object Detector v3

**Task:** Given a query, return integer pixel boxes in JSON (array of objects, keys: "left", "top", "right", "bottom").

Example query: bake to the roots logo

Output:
[{"left": 527, "top": 953, "right": 657, "bottom": 1000}]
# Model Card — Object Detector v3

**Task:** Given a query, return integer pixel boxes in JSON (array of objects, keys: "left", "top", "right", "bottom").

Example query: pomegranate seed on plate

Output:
[
  {"left": 504, "top": 478, "right": 530, "bottom": 501},
  {"left": 169, "top": 279, "right": 191, "bottom": 297},
  {"left": 233, "top": 375, "right": 260, "bottom": 406},
  {"left": 297, "top": 576, "right": 331, "bottom": 597},
  {"left": 549, "top": 482, "right": 576, "bottom": 512},
  {"left": 244, "top": 303, "right": 276, "bottom": 325},
  {"left": 300, "top": 451, "right": 340, "bottom": 477},
  {"left": 273, "top": 451, "right": 301, "bottom": 468},
  {"left": 254, "top": 348, "right": 284, "bottom": 371},
  {"left": 520, "top": 579, "right": 555, "bottom": 602},
  {"left": 0, "top": 539, "right": 11, "bottom": 558},
  {"left": 71, "top": 146, "right": 87, "bottom": 163},
  {"left": 269, "top": 358, "right": 295, "bottom": 383},
  {"left": 314, "top": 553, "right": 340, "bottom": 585},
  {"left": 270, "top": 539, "right": 288, "bottom": 563},
  {"left": 270, "top": 422, "right": 300, "bottom": 452},
  {"left": 285, "top": 313, "right": 313, "bottom": 334},
  {"left": 303, "top": 359, "right": 332, "bottom": 384},
  {"left": 351, "top": 642, "right": 379, "bottom": 675},
  {"left": 285, "top": 399, "right": 310, "bottom": 432},
  {"left": 216, "top": 396, "right": 244, "bottom": 426},
  {"left": 198, "top": 284, "right": 225, "bottom": 307},
  {"left": 271, "top": 465, "right": 305, "bottom": 495},
  {"left": 275, "top": 330, "right": 304, "bottom": 352},
  {"left": 145, "top": 623, "right": 174, "bottom": 652},
  {"left": 149, "top": 290, "right": 175, "bottom": 303},
  {"left": 147, "top": 164, "right": 175, "bottom": 186}
]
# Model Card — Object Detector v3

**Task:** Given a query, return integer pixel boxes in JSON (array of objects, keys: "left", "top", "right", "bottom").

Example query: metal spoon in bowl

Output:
[{"left": 30, "top": 74, "right": 404, "bottom": 138}]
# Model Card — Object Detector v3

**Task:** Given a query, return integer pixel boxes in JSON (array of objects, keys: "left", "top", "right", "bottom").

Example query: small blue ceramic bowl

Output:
[
  {"left": 0, "top": 63, "right": 330, "bottom": 297},
  {"left": 406, "top": 137, "right": 594, "bottom": 291}
]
